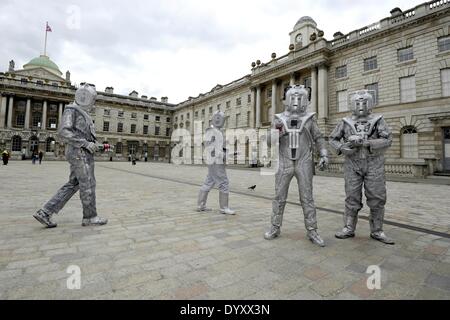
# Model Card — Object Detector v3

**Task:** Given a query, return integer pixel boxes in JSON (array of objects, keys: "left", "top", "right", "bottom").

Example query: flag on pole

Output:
[{"left": 46, "top": 22, "right": 52, "bottom": 32}]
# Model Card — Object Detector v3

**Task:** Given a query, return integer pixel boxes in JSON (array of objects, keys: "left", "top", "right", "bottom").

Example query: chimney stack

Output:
[
  {"left": 161, "top": 96, "right": 168, "bottom": 103},
  {"left": 105, "top": 87, "right": 114, "bottom": 94}
]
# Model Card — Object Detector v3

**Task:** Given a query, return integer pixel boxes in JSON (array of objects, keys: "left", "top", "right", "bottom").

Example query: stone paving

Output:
[{"left": 0, "top": 161, "right": 449, "bottom": 300}]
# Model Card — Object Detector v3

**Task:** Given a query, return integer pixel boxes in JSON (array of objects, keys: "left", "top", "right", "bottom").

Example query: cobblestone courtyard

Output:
[{"left": 1, "top": 161, "right": 450, "bottom": 299}]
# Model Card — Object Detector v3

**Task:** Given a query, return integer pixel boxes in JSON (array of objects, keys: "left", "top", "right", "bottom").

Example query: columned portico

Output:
[
  {"left": 310, "top": 67, "right": 318, "bottom": 114},
  {"left": 271, "top": 80, "right": 277, "bottom": 123},
  {"left": 0, "top": 95, "right": 7, "bottom": 128},
  {"left": 58, "top": 103, "right": 63, "bottom": 128},
  {"left": 42, "top": 100, "right": 47, "bottom": 130},
  {"left": 317, "top": 64, "right": 328, "bottom": 119},
  {"left": 24, "top": 98, "right": 31, "bottom": 129},
  {"left": 255, "top": 86, "right": 261, "bottom": 128},
  {"left": 7, "top": 96, "right": 14, "bottom": 128}
]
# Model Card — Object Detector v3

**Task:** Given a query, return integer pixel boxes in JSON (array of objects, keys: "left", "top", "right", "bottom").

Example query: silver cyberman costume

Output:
[
  {"left": 33, "top": 84, "right": 108, "bottom": 228},
  {"left": 329, "top": 90, "right": 394, "bottom": 244},
  {"left": 197, "top": 111, "right": 235, "bottom": 215},
  {"left": 264, "top": 85, "right": 328, "bottom": 247}
]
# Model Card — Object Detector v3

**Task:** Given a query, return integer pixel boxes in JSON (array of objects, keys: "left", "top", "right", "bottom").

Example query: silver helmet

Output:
[
  {"left": 211, "top": 111, "right": 225, "bottom": 129},
  {"left": 284, "top": 85, "right": 309, "bottom": 115},
  {"left": 75, "top": 84, "right": 97, "bottom": 108},
  {"left": 349, "top": 90, "right": 374, "bottom": 118}
]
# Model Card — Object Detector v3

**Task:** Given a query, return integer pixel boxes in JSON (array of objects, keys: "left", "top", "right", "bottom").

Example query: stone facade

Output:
[
  {"left": 0, "top": 57, "right": 174, "bottom": 162},
  {"left": 172, "top": 0, "right": 450, "bottom": 177}
]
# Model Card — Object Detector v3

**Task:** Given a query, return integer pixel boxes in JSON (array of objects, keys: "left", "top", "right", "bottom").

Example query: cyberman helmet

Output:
[
  {"left": 284, "top": 85, "right": 309, "bottom": 115},
  {"left": 349, "top": 90, "right": 374, "bottom": 118},
  {"left": 211, "top": 111, "right": 225, "bottom": 129},
  {"left": 75, "top": 84, "right": 97, "bottom": 108}
]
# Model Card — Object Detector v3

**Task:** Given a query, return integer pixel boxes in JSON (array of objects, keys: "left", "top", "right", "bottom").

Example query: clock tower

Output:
[{"left": 289, "top": 16, "right": 321, "bottom": 50}]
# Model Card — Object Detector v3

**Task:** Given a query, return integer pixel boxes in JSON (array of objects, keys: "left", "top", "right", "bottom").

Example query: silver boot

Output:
[
  {"left": 197, "top": 190, "right": 212, "bottom": 212},
  {"left": 264, "top": 225, "right": 281, "bottom": 240},
  {"left": 33, "top": 209, "right": 57, "bottom": 228},
  {"left": 307, "top": 230, "right": 325, "bottom": 247},
  {"left": 219, "top": 192, "right": 235, "bottom": 215},
  {"left": 335, "top": 214, "right": 357, "bottom": 239},
  {"left": 82, "top": 216, "right": 108, "bottom": 226},
  {"left": 370, "top": 209, "right": 394, "bottom": 245}
]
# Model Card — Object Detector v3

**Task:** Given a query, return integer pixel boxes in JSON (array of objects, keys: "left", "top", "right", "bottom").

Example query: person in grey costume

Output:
[
  {"left": 329, "top": 90, "right": 394, "bottom": 244},
  {"left": 197, "top": 111, "right": 235, "bottom": 215},
  {"left": 33, "top": 84, "right": 108, "bottom": 228},
  {"left": 264, "top": 85, "right": 328, "bottom": 247}
]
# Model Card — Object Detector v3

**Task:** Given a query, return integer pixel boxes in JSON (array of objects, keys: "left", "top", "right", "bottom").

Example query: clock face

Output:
[{"left": 296, "top": 33, "right": 302, "bottom": 43}]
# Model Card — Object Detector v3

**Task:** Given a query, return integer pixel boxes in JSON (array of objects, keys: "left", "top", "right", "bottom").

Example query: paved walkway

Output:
[{"left": 0, "top": 161, "right": 449, "bottom": 299}]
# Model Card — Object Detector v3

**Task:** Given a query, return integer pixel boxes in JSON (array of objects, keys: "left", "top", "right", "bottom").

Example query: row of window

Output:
[
  {"left": 335, "top": 36, "right": 450, "bottom": 79},
  {"left": 336, "top": 68, "right": 450, "bottom": 112},
  {"left": 103, "top": 109, "right": 170, "bottom": 122},
  {"left": 177, "top": 94, "right": 252, "bottom": 122},
  {"left": 102, "top": 121, "right": 170, "bottom": 136}
]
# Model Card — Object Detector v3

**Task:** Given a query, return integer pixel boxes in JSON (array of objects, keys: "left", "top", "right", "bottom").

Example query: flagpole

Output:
[{"left": 44, "top": 22, "right": 48, "bottom": 56}]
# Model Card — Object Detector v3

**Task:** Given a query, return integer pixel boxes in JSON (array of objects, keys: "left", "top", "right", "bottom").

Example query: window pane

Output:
[
  {"left": 401, "top": 130, "right": 418, "bottom": 158},
  {"left": 398, "top": 47, "right": 414, "bottom": 62},
  {"left": 336, "top": 65, "right": 347, "bottom": 79},
  {"left": 337, "top": 90, "right": 348, "bottom": 112},
  {"left": 365, "top": 83, "right": 379, "bottom": 105},
  {"left": 364, "top": 57, "right": 378, "bottom": 71},
  {"left": 438, "top": 36, "right": 450, "bottom": 52},
  {"left": 441, "top": 69, "right": 450, "bottom": 97},
  {"left": 400, "top": 76, "right": 416, "bottom": 103}
]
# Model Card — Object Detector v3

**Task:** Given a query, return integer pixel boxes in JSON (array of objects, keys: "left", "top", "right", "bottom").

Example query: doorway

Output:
[{"left": 443, "top": 127, "right": 450, "bottom": 172}]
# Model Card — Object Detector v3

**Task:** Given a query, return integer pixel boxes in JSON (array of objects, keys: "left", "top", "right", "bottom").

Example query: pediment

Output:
[{"left": 14, "top": 67, "right": 65, "bottom": 82}]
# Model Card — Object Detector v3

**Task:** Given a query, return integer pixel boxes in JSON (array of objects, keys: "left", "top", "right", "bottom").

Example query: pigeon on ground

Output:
[{"left": 248, "top": 185, "right": 256, "bottom": 190}]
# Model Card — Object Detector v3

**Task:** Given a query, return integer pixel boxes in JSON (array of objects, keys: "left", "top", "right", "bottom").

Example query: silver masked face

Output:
[
  {"left": 285, "top": 85, "right": 309, "bottom": 115},
  {"left": 75, "top": 84, "right": 97, "bottom": 111},
  {"left": 211, "top": 111, "right": 225, "bottom": 129},
  {"left": 349, "top": 90, "right": 374, "bottom": 118}
]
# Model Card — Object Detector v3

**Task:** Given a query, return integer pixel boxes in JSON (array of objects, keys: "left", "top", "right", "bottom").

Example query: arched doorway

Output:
[
  {"left": 11, "top": 135, "right": 22, "bottom": 152},
  {"left": 29, "top": 136, "right": 39, "bottom": 153}
]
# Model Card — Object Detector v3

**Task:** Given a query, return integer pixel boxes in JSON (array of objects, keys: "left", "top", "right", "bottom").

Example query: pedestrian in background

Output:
[
  {"left": 2, "top": 150, "right": 9, "bottom": 165},
  {"left": 38, "top": 151, "right": 44, "bottom": 165}
]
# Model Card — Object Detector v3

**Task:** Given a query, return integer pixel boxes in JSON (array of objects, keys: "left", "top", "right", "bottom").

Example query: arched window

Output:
[
  {"left": 46, "top": 138, "right": 55, "bottom": 152},
  {"left": 29, "top": 136, "right": 39, "bottom": 153},
  {"left": 11, "top": 136, "right": 22, "bottom": 151},
  {"left": 401, "top": 126, "right": 418, "bottom": 158}
]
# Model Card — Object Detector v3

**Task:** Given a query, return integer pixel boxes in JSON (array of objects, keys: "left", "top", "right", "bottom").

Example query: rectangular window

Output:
[
  {"left": 337, "top": 90, "right": 348, "bottom": 112},
  {"left": 32, "top": 113, "right": 42, "bottom": 128},
  {"left": 202, "top": 109, "right": 205, "bottom": 116},
  {"left": 236, "top": 113, "right": 241, "bottom": 127},
  {"left": 48, "top": 117, "right": 57, "bottom": 129},
  {"left": 144, "top": 114, "right": 149, "bottom": 120},
  {"left": 155, "top": 116, "right": 160, "bottom": 122},
  {"left": 209, "top": 107, "right": 213, "bottom": 114},
  {"left": 441, "top": 69, "right": 450, "bottom": 97},
  {"left": 118, "top": 111, "right": 124, "bottom": 118},
  {"left": 247, "top": 94, "right": 251, "bottom": 103},
  {"left": 304, "top": 77, "right": 311, "bottom": 89},
  {"left": 236, "top": 97, "right": 242, "bottom": 106},
  {"left": 131, "top": 112, "right": 137, "bottom": 119},
  {"left": 16, "top": 113, "right": 25, "bottom": 126},
  {"left": 130, "top": 124, "right": 136, "bottom": 134},
  {"left": 104, "top": 109, "right": 110, "bottom": 116},
  {"left": 365, "top": 83, "right": 379, "bottom": 106},
  {"left": 267, "top": 89, "right": 272, "bottom": 99},
  {"left": 166, "top": 127, "right": 171, "bottom": 136},
  {"left": 438, "top": 36, "right": 450, "bottom": 52},
  {"left": 364, "top": 56, "right": 378, "bottom": 71},
  {"left": 226, "top": 101, "right": 231, "bottom": 108},
  {"left": 398, "top": 47, "right": 414, "bottom": 62},
  {"left": 117, "top": 122, "right": 123, "bottom": 133},
  {"left": 217, "top": 104, "right": 221, "bottom": 110},
  {"left": 400, "top": 76, "right": 416, "bottom": 103},
  {"left": 103, "top": 121, "right": 109, "bottom": 132},
  {"left": 155, "top": 126, "right": 160, "bottom": 135},
  {"left": 194, "top": 111, "right": 199, "bottom": 118},
  {"left": 166, "top": 117, "right": 171, "bottom": 122},
  {"left": 143, "top": 125, "right": 148, "bottom": 135},
  {"left": 186, "top": 113, "right": 190, "bottom": 119},
  {"left": 335, "top": 65, "right": 347, "bottom": 79}
]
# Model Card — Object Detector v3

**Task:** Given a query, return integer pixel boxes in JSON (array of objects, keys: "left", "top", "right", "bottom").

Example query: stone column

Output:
[
  {"left": 310, "top": 67, "right": 318, "bottom": 114},
  {"left": 24, "top": 98, "right": 31, "bottom": 129},
  {"left": 7, "top": 96, "right": 13, "bottom": 128},
  {"left": 251, "top": 88, "right": 256, "bottom": 128},
  {"left": 58, "top": 103, "right": 63, "bottom": 128},
  {"left": 271, "top": 80, "right": 277, "bottom": 122},
  {"left": 290, "top": 73, "right": 296, "bottom": 86},
  {"left": 255, "top": 86, "right": 261, "bottom": 128},
  {"left": 0, "top": 95, "right": 7, "bottom": 128},
  {"left": 318, "top": 65, "right": 329, "bottom": 119},
  {"left": 42, "top": 100, "right": 48, "bottom": 130}
]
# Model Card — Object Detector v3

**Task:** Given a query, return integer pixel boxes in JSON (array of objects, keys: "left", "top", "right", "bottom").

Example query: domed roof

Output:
[
  {"left": 294, "top": 16, "right": 317, "bottom": 29},
  {"left": 23, "top": 55, "right": 62, "bottom": 76}
]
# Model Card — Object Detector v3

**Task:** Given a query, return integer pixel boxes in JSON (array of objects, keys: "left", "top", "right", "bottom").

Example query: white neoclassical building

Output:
[
  {"left": 0, "top": 55, "right": 175, "bottom": 161},
  {"left": 172, "top": 0, "right": 450, "bottom": 177}
]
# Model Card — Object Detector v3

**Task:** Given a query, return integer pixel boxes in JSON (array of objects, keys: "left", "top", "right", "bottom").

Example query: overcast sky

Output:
[{"left": 1, "top": 0, "right": 418, "bottom": 104}]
